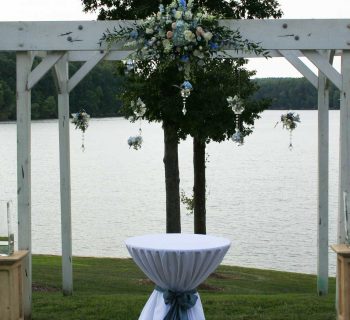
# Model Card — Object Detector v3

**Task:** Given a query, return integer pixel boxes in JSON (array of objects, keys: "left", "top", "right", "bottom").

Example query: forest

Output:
[{"left": 0, "top": 52, "right": 340, "bottom": 121}]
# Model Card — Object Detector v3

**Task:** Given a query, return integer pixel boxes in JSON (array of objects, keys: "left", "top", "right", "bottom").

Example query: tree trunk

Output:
[
  {"left": 193, "top": 137, "right": 206, "bottom": 234},
  {"left": 163, "top": 122, "right": 181, "bottom": 233}
]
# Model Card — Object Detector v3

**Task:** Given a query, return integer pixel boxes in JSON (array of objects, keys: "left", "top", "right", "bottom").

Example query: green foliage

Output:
[
  {"left": 182, "top": 59, "right": 270, "bottom": 142},
  {"left": 32, "top": 255, "right": 336, "bottom": 319},
  {"left": 0, "top": 53, "right": 123, "bottom": 121},
  {"left": 253, "top": 77, "right": 340, "bottom": 110}
]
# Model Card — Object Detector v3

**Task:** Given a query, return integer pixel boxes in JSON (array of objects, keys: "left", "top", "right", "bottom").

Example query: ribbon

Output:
[{"left": 156, "top": 286, "right": 198, "bottom": 320}]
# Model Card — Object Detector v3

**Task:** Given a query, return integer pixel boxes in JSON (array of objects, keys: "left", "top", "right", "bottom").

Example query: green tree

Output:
[
  {"left": 181, "top": 59, "right": 270, "bottom": 233},
  {"left": 82, "top": 0, "right": 282, "bottom": 233}
]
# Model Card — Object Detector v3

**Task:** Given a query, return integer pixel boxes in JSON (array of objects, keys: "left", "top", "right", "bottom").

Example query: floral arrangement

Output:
[
  {"left": 101, "top": 0, "right": 266, "bottom": 84},
  {"left": 130, "top": 97, "right": 147, "bottom": 119},
  {"left": 280, "top": 112, "right": 300, "bottom": 131},
  {"left": 127, "top": 98, "right": 146, "bottom": 150},
  {"left": 128, "top": 135, "right": 143, "bottom": 150},
  {"left": 71, "top": 109, "right": 90, "bottom": 151},
  {"left": 72, "top": 109, "right": 90, "bottom": 132},
  {"left": 278, "top": 112, "right": 301, "bottom": 149}
]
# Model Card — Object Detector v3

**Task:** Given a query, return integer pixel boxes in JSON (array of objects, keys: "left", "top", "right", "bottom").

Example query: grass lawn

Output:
[{"left": 32, "top": 255, "right": 336, "bottom": 319}]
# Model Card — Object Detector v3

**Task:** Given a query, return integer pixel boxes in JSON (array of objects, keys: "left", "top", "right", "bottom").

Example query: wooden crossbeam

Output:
[
  {"left": 27, "top": 52, "right": 64, "bottom": 90},
  {"left": 68, "top": 51, "right": 107, "bottom": 92},
  {"left": 1, "top": 19, "right": 350, "bottom": 52},
  {"left": 303, "top": 50, "right": 342, "bottom": 90},
  {"left": 279, "top": 50, "right": 318, "bottom": 88}
]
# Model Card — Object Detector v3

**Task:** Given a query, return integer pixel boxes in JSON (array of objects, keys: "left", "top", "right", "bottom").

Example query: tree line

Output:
[
  {"left": 0, "top": 52, "right": 340, "bottom": 121},
  {"left": 0, "top": 52, "right": 123, "bottom": 121}
]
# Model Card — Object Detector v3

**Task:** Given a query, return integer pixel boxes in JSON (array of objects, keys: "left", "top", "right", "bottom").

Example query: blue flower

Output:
[
  {"left": 181, "top": 80, "right": 193, "bottom": 90},
  {"left": 130, "top": 30, "right": 138, "bottom": 39},
  {"left": 180, "top": 55, "right": 189, "bottom": 63},
  {"left": 159, "top": 4, "right": 165, "bottom": 13},
  {"left": 209, "top": 42, "right": 219, "bottom": 50},
  {"left": 179, "top": 0, "right": 187, "bottom": 9}
]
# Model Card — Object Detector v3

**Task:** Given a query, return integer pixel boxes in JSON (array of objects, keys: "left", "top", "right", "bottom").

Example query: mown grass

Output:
[{"left": 32, "top": 255, "right": 336, "bottom": 320}]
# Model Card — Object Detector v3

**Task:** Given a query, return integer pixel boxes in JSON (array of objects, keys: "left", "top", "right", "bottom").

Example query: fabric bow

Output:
[{"left": 156, "top": 286, "right": 198, "bottom": 320}]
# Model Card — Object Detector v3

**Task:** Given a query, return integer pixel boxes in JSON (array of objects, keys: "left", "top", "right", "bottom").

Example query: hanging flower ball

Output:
[
  {"left": 127, "top": 135, "right": 143, "bottom": 150},
  {"left": 278, "top": 112, "right": 301, "bottom": 150},
  {"left": 281, "top": 112, "right": 300, "bottom": 131},
  {"left": 71, "top": 109, "right": 90, "bottom": 133},
  {"left": 227, "top": 95, "right": 245, "bottom": 115},
  {"left": 71, "top": 109, "right": 90, "bottom": 151},
  {"left": 181, "top": 80, "right": 193, "bottom": 98},
  {"left": 231, "top": 130, "right": 244, "bottom": 146}
]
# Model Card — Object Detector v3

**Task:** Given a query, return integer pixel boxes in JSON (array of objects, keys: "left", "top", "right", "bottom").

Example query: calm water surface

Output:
[{"left": 0, "top": 111, "right": 340, "bottom": 275}]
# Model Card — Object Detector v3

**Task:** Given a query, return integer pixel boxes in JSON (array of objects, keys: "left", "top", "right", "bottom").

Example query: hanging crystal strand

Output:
[
  {"left": 81, "top": 131, "right": 85, "bottom": 152},
  {"left": 139, "top": 118, "right": 142, "bottom": 137},
  {"left": 182, "top": 95, "right": 187, "bottom": 115},
  {"left": 227, "top": 95, "right": 245, "bottom": 145},
  {"left": 289, "top": 130, "right": 293, "bottom": 150}
]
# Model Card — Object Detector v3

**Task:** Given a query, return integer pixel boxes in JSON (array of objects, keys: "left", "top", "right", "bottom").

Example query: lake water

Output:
[{"left": 0, "top": 110, "right": 340, "bottom": 275}]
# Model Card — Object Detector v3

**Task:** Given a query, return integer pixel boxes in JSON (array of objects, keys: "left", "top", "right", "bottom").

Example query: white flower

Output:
[
  {"left": 145, "top": 28, "right": 154, "bottom": 34},
  {"left": 184, "top": 11, "right": 193, "bottom": 20},
  {"left": 193, "top": 49, "right": 204, "bottom": 59},
  {"left": 203, "top": 32, "right": 213, "bottom": 41},
  {"left": 174, "top": 11, "right": 183, "bottom": 20},
  {"left": 184, "top": 30, "right": 196, "bottom": 42},
  {"left": 162, "top": 39, "right": 173, "bottom": 52},
  {"left": 187, "top": 0, "right": 194, "bottom": 8},
  {"left": 137, "top": 97, "right": 146, "bottom": 109}
]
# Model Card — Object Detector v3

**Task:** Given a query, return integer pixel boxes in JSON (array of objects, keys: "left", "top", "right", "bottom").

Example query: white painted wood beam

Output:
[
  {"left": 303, "top": 50, "right": 342, "bottom": 91},
  {"left": 55, "top": 54, "right": 73, "bottom": 296},
  {"left": 317, "top": 50, "right": 332, "bottom": 297},
  {"left": 27, "top": 52, "right": 64, "bottom": 90},
  {"left": 68, "top": 51, "right": 107, "bottom": 92},
  {"left": 1, "top": 19, "right": 350, "bottom": 51},
  {"left": 16, "top": 51, "right": 33, "bottom": 320},
  {"left": 65, "top": 49, "right": 341, "bottom": 62},
  {"left": 54, "top": 53, "right": 69, "bottom": 93},
  {"left": 338, "top": 50, "right": 350, "bottom": 245},
  {"left": 279, "top": 50, "right": 318, "bottom": 88}
]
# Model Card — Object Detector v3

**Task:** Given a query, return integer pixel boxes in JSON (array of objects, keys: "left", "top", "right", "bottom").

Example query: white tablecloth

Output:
[{"left": 125, "top": 234, "right": 231, "bottom": 320}]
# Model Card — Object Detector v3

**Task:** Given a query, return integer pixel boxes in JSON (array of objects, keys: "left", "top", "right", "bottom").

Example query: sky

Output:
[{"left": 0, "top": 0, "right": 348, "bottom": 77}]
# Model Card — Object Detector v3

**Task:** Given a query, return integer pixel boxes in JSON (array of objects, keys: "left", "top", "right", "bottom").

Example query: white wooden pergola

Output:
[{"left": 0, "top": 19, "right": 350, "bottom": 319}]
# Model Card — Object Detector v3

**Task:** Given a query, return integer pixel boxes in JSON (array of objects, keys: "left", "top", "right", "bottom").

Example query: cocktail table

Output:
[{"left": 125, "top": 233, "right": 231, "bottom": 320}]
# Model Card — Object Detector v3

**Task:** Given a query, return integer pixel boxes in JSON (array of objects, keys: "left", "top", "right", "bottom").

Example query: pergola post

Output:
[
  {"left": 16, "top": 51, "right": 33, "bottom": 319},
  {"left": 55, "top": 54, "right": 73, "bottom": 296},
  {"left": 338, "top": 50, "right": 350, "bottom": 244},
  {"left": 338, "top": 50, "right": 350, "bottom": 245},
  {"left": 317, "top": 51, "right": 330, "bottom": 296},
  {"left": 338, "top": 50, "right": 350, "bottom": 310}
]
